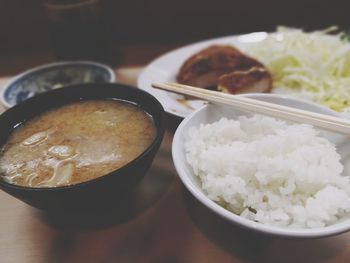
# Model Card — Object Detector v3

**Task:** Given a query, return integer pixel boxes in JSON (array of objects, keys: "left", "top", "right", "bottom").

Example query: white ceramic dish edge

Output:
[
  {"left": 137, "top": 32, "right": 268, "bottom": 119},
  {"left": 0, "top": 61, "right": 116, "bottom": 108}
]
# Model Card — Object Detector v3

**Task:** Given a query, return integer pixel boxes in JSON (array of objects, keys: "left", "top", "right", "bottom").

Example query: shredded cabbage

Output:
[{"left": 246, "top": 27, "right": 350, "bottom": 112}]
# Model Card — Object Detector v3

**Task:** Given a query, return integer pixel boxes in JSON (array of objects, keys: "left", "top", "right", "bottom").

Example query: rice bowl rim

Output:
[{"left": 172, "top": 93, "right": 350, "bottom": 238}]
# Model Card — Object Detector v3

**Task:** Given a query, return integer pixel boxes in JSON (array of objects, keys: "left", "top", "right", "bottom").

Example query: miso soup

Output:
[{"left": 0, "top": 100, "right": 157, "bottom": 187}]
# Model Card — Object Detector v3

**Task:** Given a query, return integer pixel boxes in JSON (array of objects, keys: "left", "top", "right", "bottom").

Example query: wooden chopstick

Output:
[{"left": 152, "top": 82, "right": 350, "bottom": 135}]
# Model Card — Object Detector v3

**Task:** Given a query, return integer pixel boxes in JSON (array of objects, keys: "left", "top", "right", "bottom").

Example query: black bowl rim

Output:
[{"left": 0, "top": 83, "right": 165, "bottom": 192}]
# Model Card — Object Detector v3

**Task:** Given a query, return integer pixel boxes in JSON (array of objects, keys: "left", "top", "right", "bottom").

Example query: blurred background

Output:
[{"left": 0, "top": 0, "right": 348, "bottom": 72}]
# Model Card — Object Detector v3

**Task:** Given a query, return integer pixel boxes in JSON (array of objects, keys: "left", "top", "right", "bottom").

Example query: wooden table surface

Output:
[{"left": 1, "top": 47, "right": 350, "bottom": 263}]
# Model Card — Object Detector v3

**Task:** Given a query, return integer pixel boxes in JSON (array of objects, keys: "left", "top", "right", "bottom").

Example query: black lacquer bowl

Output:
[{"left": 0, "top": 83, "right": 165, "bottom": 211}]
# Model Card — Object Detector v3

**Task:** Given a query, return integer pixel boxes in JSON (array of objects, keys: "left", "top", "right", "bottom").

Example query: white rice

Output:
[{"left": 185, "top": 115, "right": 350, "bottom": 228}]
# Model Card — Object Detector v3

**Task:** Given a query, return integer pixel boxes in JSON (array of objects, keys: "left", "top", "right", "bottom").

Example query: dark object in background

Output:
[
  {"left": 1, "top": 0, "right": 349, "bottom": 57},
  {"left": 44, "top": 0, "right": 112, "bottom": 62},
  {"left": 0, "top": 83, "right": 165, "bottom": 211}
]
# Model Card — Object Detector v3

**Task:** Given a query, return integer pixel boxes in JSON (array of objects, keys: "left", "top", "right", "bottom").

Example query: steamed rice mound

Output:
[{"left": 185, "top": 115, "right": 350, "bottom": 228}]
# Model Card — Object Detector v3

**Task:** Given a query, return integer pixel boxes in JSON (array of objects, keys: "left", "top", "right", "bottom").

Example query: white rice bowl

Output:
[
  {"left": 172, "top": 95, "right": 350, "bottom": 237},
  {"left": 184, "top": 115, "right": 350, "bottom": 228}
]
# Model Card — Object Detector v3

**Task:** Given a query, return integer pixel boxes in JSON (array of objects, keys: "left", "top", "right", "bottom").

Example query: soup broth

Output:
[{"left": 0, "top": 100, "right": 156, "bottom": 187}]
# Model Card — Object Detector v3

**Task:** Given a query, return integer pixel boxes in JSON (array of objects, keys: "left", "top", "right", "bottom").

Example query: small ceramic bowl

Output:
[
  {"left": 172, "top": 94, "right": 350, "bottom": 238},
  {"left": 0, "top": 83, "right": 165, "bottom": 211},
  {"left": 1, "top": 61, "right": 115, "bottom": 108}
]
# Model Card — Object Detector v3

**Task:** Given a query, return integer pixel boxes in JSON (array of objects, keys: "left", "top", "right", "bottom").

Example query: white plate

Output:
[{"left": 137, "top": 32, "right": 269, "bottom": 118}]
